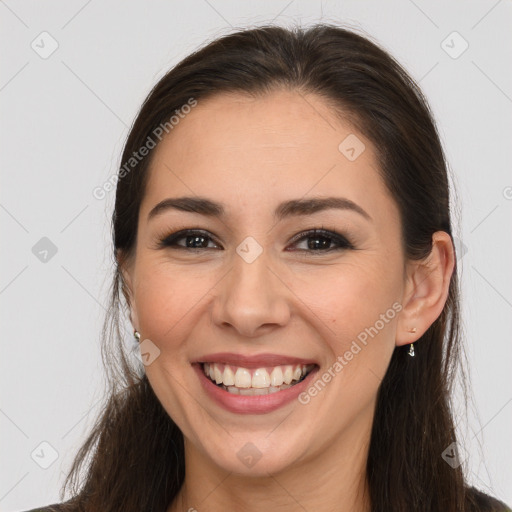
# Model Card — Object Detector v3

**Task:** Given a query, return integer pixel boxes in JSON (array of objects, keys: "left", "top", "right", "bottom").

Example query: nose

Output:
[{"left": 211, "top": 250, "right": 291, "bottom": 338}]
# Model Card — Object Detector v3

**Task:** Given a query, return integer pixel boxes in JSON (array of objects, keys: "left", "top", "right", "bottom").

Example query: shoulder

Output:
[{"left": 466, "top": 486, "right": 512, "bottom": 511}]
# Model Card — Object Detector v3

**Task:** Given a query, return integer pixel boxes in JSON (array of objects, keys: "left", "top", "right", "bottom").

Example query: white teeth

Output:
[
  {"left": 214, "top": 365, "right": 223, "bottom": 384},
  {"left": 223, "top": 366, "right": 235, "bottom": 386},
  {"left": 252, "top": 368, "right": 270, "bottom": 388},
  {"left": 202, "top": 362, "right": 313, "bottom": 392},
  {"left": 220, "top": 384, "right": 287, "bottom": 396},
  {"left": 234, "top": 367, "right": 252, "bottom": 388},
  {"left": 283, "top": 365, "right": 293, "bottom": 385},
  {"left": 270, "top": 366, "right": 284, "bottom": 387}
]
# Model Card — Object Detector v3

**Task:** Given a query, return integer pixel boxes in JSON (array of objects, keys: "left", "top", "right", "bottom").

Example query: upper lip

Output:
[{"left": 192, "top": 352, "right": 318, "bottom": 369}]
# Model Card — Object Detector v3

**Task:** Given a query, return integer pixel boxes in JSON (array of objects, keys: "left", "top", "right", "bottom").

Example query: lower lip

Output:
[{"left": 193, "top": 363, "right": 319, "bottom": 414}]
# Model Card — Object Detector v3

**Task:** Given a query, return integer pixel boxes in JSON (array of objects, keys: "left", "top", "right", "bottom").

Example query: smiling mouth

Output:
[{"left": 201, "top": 362, "right": 316, "bottom": 396}]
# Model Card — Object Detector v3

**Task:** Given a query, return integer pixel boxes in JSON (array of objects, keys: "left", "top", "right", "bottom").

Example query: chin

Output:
[{"left": 204, "top": 439, "right": 302, "bottom": 477}]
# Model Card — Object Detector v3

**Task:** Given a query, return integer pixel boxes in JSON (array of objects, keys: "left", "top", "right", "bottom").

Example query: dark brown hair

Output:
[{"left": 50, "top": 24, "right": 506, "bottom": 512}]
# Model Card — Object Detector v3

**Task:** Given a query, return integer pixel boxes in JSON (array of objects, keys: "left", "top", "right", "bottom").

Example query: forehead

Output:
[{"left": 141, "top": 89, "right": 395, "bottom": 222}]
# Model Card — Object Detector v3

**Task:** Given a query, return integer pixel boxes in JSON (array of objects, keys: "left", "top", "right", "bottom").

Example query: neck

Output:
[{"left": 167, "top": 410, "right": 373, "bottom": 512}]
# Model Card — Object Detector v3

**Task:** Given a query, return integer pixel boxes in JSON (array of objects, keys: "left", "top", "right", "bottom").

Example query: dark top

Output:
[{"left": 20, "top": 486, "right": 511, "bottom": 512}]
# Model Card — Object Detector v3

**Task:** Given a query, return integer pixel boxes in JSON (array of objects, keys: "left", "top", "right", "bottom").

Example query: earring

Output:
[
  {"left": 134, "top": 330, "right": 141, "bottom": 342},
  {"left": 407, "top": 327, "right": 416, "bottom": 357}
]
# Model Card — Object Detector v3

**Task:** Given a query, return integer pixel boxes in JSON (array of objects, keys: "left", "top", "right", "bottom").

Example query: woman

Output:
[{"left": 24, "top": 24, "right": 510, "bottom": 512}]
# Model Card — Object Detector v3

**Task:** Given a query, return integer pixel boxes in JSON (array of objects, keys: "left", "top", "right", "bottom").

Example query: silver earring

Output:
[
  {"left": 134, "top": 330, "right": 141, "bottom": 342},
  {"left": 407, "top": 327, "right": 416, "bottom": 357}
]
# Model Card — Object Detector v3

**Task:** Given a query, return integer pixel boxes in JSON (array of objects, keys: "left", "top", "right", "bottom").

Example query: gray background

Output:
[{"left": 1, "top": 1, "right": 511, "bottom": 510}]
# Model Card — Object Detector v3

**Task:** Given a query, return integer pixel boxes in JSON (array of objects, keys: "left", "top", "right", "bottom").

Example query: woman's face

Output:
[{"left": 124, "top": 89, "right": 407, "bottom": 475}]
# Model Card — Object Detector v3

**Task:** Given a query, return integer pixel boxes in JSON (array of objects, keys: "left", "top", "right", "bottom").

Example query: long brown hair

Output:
[{"left": 52, "top": 24, "right": 498, "bottom": 511}]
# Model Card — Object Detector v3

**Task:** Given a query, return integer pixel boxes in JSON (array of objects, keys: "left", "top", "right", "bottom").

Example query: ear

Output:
[
  {"left": 395, "top": 231, "right": 455, "bottom": 346},
  {"left": 116, "top": 249, "right": 139, "bottom": 330}
]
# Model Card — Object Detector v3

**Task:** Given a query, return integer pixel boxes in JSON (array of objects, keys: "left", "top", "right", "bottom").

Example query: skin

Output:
[{"left": 120, "top": 89, "right": 455, "bottom": 512}]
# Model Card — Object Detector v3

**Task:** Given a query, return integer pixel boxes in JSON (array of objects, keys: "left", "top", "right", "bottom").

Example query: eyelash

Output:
[{"left": 157, "top": 227, "right": 355, "bottom": 253}]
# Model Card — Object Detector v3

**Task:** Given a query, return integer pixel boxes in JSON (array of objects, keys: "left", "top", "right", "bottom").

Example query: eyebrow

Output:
[{"left": 147, "top": 196, "right": 372, "bottom": 222}]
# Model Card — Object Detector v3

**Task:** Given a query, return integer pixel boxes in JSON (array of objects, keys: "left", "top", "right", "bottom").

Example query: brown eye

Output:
[
  {"left": 286, "top": 229, "right": 354, "bottom": 252},
  {"left": 159, "top": 230, "right": 222, "bottom": 250}
]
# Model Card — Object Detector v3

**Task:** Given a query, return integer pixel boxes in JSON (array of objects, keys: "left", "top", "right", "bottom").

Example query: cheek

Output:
[
  {"left": 292, "top": 261, "right": 402, "bottom": 391},
  {"left": 298, "top": 258, "right": 401, "bottom": 335},
  {"left": 133, "top": 262, "right": 214, "bottom": 346}
]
